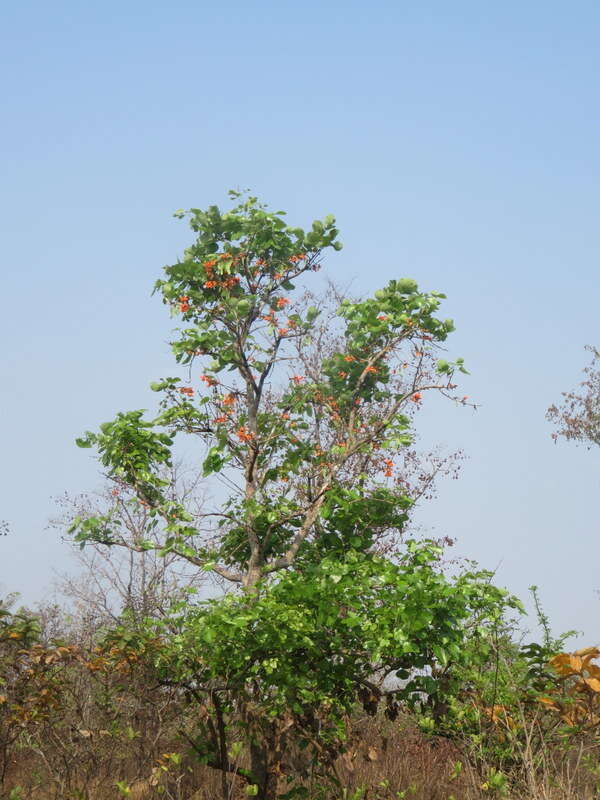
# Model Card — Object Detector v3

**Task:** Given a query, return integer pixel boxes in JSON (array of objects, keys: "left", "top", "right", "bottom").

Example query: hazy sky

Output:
[{"left": 2, "top": 1, "right": 599, "bottom": 642}]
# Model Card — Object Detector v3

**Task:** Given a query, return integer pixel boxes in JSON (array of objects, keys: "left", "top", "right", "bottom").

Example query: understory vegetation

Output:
[
  {"left": 2, "top": 193, "right": 597, "bottom": 799},
  {"left": 2, "top": 590, "right": 599, "bottom": 800}
]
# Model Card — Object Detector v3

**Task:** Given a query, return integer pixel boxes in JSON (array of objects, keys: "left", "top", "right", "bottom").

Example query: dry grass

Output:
[{"left": 3, "top": 713, "right": 600, "bottom": 799}]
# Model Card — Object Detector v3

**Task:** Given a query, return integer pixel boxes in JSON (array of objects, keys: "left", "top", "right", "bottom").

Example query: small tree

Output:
[
  {"left": 71, "top": 192, "right": 516, "bottom": 798},
  {"left": 547, "top": 345, "right": 600, "bottom": 448},
  {"left": 52, "top": 464, "right": 206, "bottom": 631}
]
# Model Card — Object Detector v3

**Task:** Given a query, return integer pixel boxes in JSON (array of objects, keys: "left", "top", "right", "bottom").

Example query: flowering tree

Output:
[{"left": 71, "top": 192, "right": 516, "bottom": 799}]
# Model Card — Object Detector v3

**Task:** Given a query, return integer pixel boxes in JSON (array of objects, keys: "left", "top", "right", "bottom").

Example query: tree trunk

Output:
[{"left": 249, "top": 738, "right": 280, "bottom": 800}]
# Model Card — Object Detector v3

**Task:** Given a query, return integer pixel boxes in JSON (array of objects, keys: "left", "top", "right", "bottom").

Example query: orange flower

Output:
[
  {"left": 276, "top": 297, "right": 290, "bottom": 309},
  {"left": 338, "top": 371, "right": 348, "bottom": 379},
  {"left": 222, "top": 393, "right": 236, "bottom": 406},
  {"left": 365, "top": 365, "right": 377, "bottom": 374},
  {"left": 236, "top": 426, "right": 254, "bottom": 443},
  {"left": 200, "top": 374, "right": 218, "bottom": 387},
  {"left": 291, "top": 375, "right": 305, "bottom": 385},
  {"left": 213, "top": 416, "right": 228, "bottom": 424},
  {"left": 278, "top": 327, "right": 289, "bottom": 336},
  {"left": 343, "top": 355, "right": 355, "bottom": 362},
  {"left": 281, "top": 412, "right": 290, "bottom": 420},
  {"left": 203, "top": 259, "right": 217, "bottom": 268},
  {"left": 274, "top": 272, "right": 284, "bottom": 280},
  {"left": 179, "top": 387, "right": 194, "bottom": 397},
  {"left": 411, "top": 392, "right": 422, "bottom": 403},
  {"left": 203, "top": 280, "right": 218, "bottom": 289},
  {"left": 377, "top": 314, "right": 388, "bottom": 321}
]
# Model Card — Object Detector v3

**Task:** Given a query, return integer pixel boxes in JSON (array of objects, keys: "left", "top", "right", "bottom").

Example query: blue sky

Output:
[{"left": 1, "top": 1, "right": 599, "bottom": 640}]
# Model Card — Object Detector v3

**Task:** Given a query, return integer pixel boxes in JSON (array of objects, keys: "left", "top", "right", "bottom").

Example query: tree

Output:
[
  {"left": 71, "top": 192, "right": 517, "bottom": 799},
  {"left": 547, "top": 346, "right": 600, "bottom": 448},
  {"left": 51, "top": 464, "right": 207, "bottom": 631}
]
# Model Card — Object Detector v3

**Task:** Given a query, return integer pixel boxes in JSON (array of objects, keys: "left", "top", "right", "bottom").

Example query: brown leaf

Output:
[
  {"left": 340, "top": 751, "right": 356, "bottom": 772},
  {"left": 280, "top": 715, "right": 294, "bottom": 732},
  {"left": 366, "top": 747, "right": 379, "bottom": 762}
]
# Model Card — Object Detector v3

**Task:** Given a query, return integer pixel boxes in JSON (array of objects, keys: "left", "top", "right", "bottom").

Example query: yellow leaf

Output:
[
  {"left": 582, "top": 653, "right": 600, "bottom": 670},
  {"left": 583, "top": 677, "right": 600, "bottom": 693},
  {"left": 574, "top": 646, "right": 600, "bottom": 658},
  {"left": 538, "top": 696, "right": 559, "bottom": 710},
  {"left": 550, "top": 654, "right": 574, "bottom": 676},
  {"left": 569, "top": 655, "right": 583, "bottom": 673}
]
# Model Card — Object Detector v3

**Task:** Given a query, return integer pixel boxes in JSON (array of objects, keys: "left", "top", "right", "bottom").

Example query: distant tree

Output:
[
  {"left": 52, "top": 464, "right": 207, "bottom": 630},
  {"left": 547, "top": 346, "right": 600, "bottom": 448}
]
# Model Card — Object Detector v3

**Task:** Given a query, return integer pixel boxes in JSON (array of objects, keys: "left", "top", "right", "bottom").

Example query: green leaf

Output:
[
  {"left": 396, "top": 278, "right": 418, "bottom": 294},
  {"left": 203, "top": 447, "right": 225, "bottom": 477}
]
